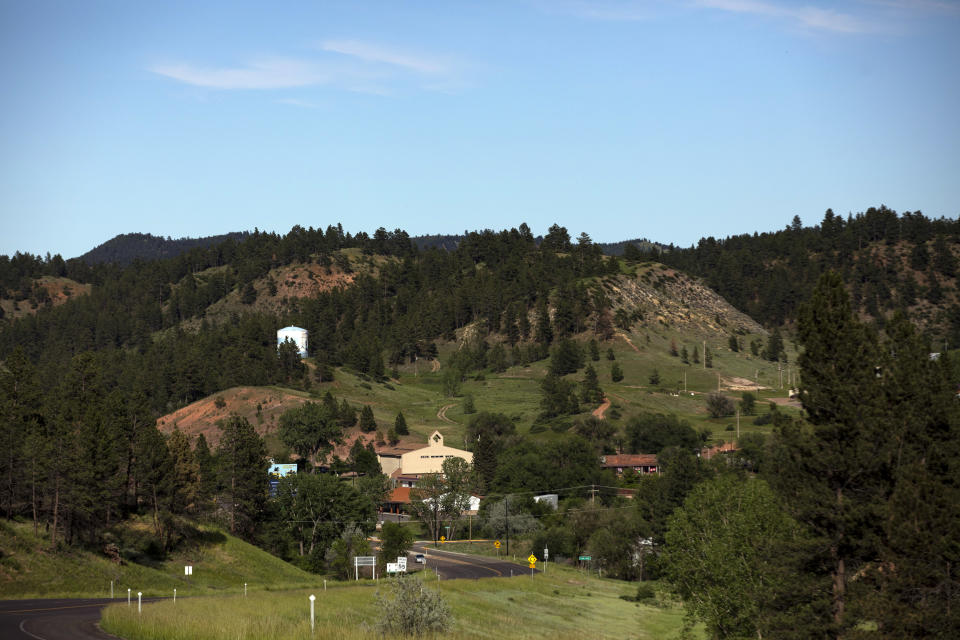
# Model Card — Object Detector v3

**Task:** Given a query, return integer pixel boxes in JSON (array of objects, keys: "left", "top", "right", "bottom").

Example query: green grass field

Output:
[{"left": 101, "top": 563, "right": 698, "bottom": 640}]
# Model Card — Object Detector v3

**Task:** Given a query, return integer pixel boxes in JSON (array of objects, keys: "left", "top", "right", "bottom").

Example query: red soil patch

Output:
[
  {"left": 156, "top": 386, "right": 312, "bottom": 447},
  {"left": 271, "top": 263, "right": 354, "bottom": 300}
]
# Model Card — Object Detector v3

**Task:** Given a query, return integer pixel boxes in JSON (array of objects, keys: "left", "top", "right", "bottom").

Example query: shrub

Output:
[
  {"left": 706, "top": 392, "right": 735, "bottom": 418},
  {"left": 635, "top": 583, "right": 657, "bottom": 602},
  {"left": 374, "top": 576, "right": 453, "bottom": 636}
]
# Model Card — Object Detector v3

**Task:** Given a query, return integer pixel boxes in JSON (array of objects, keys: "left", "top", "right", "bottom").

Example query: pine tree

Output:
[
  {"left": 610, "top": 362, "right": 624, "bottom": 383},
  {"left": 534, "top": 299, "right": 553, "bottom": 345},
  {"left": 769, "top": 271, "right": 891, "bottom": 635},
  {"left": 167, "top": 428, "right": 199, "bottom": 514},
  {"left": 394, "top": 411, "right": 409, "bottom": 436},
  {"left": 194, "top": 433, "right": 216, "bottom": 510},
  {"left": 580, "top": 364, "right": 602, "bottom": 404},
  {"left": 504, "top": 304, "right": 520, "bottom": 346},
  {"left": 359, "top": 405, "right": 377, "bottom": 433},
  {"left": 217, "top": 415, "right": 268, "bottom": 538},
  {"left": 704, "top": 346, "right": 713, "bottom": 368},
  {"left": 589, "top": 339, "right": 600, "bottom": 362}
]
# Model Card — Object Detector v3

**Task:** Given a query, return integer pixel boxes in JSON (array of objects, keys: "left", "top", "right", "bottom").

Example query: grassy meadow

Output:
[
  {"left": 297, "top": 317, "right": 800, "bottom": 456},
  {"left": 101, "top": 563, "right": 698, "bottom": 640}
]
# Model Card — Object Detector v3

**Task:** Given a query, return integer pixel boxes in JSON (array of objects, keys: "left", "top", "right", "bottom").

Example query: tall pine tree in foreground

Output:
[
  {"left": 217, "top": 415, "right": 267, "bottom": 538},
  {"left": 771, "top": 272, "right": 960, "bottom": 638},
  {"left": 772, "top": 271, "right": 889, "bottom": 636}
]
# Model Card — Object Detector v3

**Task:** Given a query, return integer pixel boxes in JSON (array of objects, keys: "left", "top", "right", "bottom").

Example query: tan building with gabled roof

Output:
[{"left": 377, "top": 430, "right": 473, "bottom": 477}]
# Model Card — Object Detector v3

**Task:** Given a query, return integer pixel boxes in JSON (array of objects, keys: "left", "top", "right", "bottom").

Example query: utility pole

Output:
[
  {"left": 505, "top": 495, "right": 510, "bottom": 556},
  {"left": 736, "top": 409, "right": 740, "bottom": 441}
]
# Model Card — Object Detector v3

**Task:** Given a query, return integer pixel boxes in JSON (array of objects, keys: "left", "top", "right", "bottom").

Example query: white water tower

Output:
[{"left": 277, "top": 326, "right": 308, "bottom": 358}]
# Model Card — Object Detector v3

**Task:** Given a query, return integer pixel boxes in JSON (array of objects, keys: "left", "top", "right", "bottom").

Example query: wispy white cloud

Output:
[
  {"left": 150, "top": 57, "right": 345, "bottom": 90},
  {"left": 695, "top": 0, "right": 874, "bottom": 33},
  {"left": 319, "top": 39, "right": 450, "bottom": 74},
  {"left": 151, "top": 40, "right": 459, "bottom": 93}
]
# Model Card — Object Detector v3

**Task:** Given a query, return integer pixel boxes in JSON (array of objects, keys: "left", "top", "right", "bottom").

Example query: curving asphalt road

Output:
[
  {"left": 409, "top": 542, "right": 540, "bottom": 580},
  {"left": 0, "top": 598, "right": 124, "bottom": 640}
]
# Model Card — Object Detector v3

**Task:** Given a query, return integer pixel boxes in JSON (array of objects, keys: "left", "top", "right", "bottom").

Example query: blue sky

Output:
[{"left": 1, "top": 0, "right": 958, "bottom": 259}]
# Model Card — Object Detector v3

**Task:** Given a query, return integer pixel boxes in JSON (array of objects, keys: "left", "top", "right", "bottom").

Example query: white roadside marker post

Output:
[
  {"left": 110, "top": 580, "right": 113, "bottom": 599},
  {"left": 309, "top": 594, "right": 316, "bottom": 633},
  {"left": 173, "top": 588, "right": 176, "bottom": 603},
  {"left": 244, "top": 583, "right": 247, "bottom": 597},
  {"left": 127, "top": 588, "right": 130, "bottom": 606},
  {"left": 137, "top": 592, "right": 142, "bottom": 615}
]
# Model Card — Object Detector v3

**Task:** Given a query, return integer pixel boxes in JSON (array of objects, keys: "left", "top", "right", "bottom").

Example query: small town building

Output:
[
  {"left": 377, "top": 430, "right": 473, "bottom": 477},
  {"left": 601, "top": 454, "right": 659, "bottom": 476}
]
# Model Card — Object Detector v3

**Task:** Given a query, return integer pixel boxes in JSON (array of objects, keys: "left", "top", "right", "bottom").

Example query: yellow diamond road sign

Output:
[
  {"left": 494, "top": 540, "right": 501, "bottom": 548},
  {"left": 527, "top": 554, "right": 537, "bottom": 564}
]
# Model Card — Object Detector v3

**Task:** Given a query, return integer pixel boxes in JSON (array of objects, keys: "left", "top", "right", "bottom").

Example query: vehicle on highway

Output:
[{"left": 415, "top": 553, "right": 425, "bottom": 564}]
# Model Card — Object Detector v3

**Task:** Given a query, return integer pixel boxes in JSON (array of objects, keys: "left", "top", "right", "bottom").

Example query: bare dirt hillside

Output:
[
  {"left": 157, "top": 386, "right": 426, "bottom": 461},
  {"left": 203, "top": 263, "right": 355, "bottom": 320},
  {"left": 156, "top": 386, "right": 312, "bottom": 447},
  {"left": 604, "top": 265, "right": 765, "bottom": 336}
]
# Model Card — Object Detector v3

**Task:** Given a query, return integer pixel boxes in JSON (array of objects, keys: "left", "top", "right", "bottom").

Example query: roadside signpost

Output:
[
  {"left": 543, "top": 547, "right": 548, "bottom": 573},
  {"left": 527, "top": 554, "right": 537, "bottom": 576},
  {"left": 397, "top": 557, "right": 407, "bottom": 572},
  {"left": 578, "top": 555, "right": 591, "bottom": 572},
  {"left": 494, "top": 539, "right": 501, "bottom": 558},
  {"left": 354, "top": 556, "right": 377, "bottom": 581},
  {"left": 440, "top": 535, "right": 446, "bottom": 544}
]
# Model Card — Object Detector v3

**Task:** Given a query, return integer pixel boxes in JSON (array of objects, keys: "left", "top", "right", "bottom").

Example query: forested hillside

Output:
[
  {"left": 78, "top": 231, "right": 250, "bottom": 265},
  {"left": 656, "top": 206, "right": 960, "bottom": 340},
  {"left": 1, "top": 215, "right": 957, "bottom": 637}
]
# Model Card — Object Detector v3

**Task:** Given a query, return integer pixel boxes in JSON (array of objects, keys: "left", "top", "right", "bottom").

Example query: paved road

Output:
[
  {"left": 409, "top": 543, "right": 539, "bottom": 580},
  {"left": 0, "top": 598, "right": 126, "bottom": 640}
]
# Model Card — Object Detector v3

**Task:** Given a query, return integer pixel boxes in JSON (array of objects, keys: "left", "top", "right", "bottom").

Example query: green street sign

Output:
[{"left": 579, "top": 555, "right": 591, "bottom": 561}]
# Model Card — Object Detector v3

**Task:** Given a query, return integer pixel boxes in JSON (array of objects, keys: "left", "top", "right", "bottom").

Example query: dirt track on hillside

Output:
[
  {"left": 437, "top": 403, "right": 457, "bottom": 424},
  {"left": 616, "top": 331, "right": 641, "bottom": 352},
  {"left": 592, "top": 397, "right": 611, "bottom": 419}
]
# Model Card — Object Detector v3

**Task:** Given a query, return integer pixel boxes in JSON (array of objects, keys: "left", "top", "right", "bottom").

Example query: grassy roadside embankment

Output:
[
  {"left": 101, "top": 562, "right": 697, "bottom": 640},
  {"left": 0, "top": 519, "right": 317, "bottom": 599}
]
